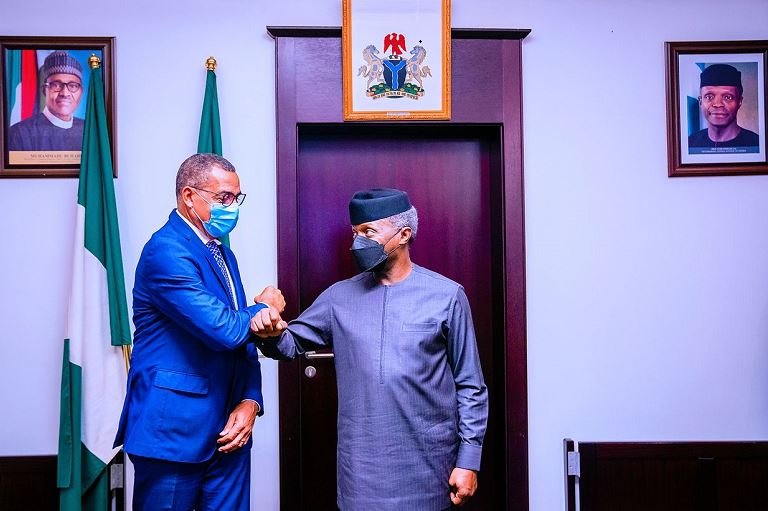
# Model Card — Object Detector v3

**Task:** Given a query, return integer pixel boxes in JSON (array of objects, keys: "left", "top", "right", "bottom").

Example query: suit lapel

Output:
[{"left": 169, "top": 211, "right": 235, "bottom": 308}]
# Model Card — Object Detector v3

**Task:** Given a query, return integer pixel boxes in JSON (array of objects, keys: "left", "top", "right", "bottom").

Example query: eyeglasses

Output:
[
  {"left": 191, "top": 186, "right": 246, "bottom": 207},
  {"left": 45, "top": 80, "right": 82, "bottom": 93}
]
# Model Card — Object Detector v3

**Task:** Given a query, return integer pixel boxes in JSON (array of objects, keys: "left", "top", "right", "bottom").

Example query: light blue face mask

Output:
[{"left": 191, "top": 190, "right": 240, "bottom": 239}]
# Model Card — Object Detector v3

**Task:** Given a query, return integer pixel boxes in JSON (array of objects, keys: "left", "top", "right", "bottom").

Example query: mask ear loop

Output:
[
  {"left": 188, "top": 188, "right": 209, "bottom": 225},
  {"left": 382, "top": 228, "right": 405, "bottom": 257}
]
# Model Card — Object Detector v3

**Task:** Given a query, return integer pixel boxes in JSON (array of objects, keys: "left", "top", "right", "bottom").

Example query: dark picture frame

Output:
[
  {"left": 666, "top": 40, "right": 768, "bottom": 177},
  {"left": 0, "top": 36, "right": 116, "bottom": 178}
]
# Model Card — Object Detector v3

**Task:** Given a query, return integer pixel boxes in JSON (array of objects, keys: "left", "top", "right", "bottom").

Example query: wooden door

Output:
[
  {"left": 293, "top": 124, "right": 503, "bottom": 510},
  {"left": 272, "top": 28, "right": 529, "bottom": 510}
]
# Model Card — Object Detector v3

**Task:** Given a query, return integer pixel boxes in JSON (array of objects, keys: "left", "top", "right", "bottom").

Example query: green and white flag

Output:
[
  {"left": 197, "top": 57, "right": 229, "bottom": 246},
  {"left": 57, "top": 57, "right": 131, "bottom": 511},
  {"left": 198, "top": 58, "right": 222, "bottom": 156}
]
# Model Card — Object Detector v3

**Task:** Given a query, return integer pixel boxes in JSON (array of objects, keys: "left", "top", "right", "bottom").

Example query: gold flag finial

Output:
[
  {"left": 205, "top": 56, "right": 217, "bottom": 71},
  {"left": 89, "top": 54, "right": 101, "bottom": 69}
]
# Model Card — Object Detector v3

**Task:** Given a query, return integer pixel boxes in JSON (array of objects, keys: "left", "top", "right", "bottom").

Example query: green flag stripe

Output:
[
  {"left": 198, "top": 70, "right": 222, "bottom": 155},
  {"left": 77, "top": 68, "right": 131, "bottom": 347},
  {"left": 5, "top": 50, "right": 21, "bottom": 115},
  {"left": 197, "top": 67, "right": 229, "bottom": 246},
  {"left": 57, "top": 340, "right": 112, "bottom": 511},
  {"left": 60, "top": 463, "right": 109, "bottom": 511},
  {"left": 57, "top": 339, "right": 74, "bottom": 488}
]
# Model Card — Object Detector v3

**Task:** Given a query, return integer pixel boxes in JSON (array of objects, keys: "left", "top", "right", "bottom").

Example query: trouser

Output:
[{"left": 129, "top": 448, "right": 250, "bottom": 511}]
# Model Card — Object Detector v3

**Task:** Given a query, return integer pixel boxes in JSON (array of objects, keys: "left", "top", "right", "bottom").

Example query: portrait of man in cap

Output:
[
  {"left": 688, "top": 63, "right": 760, "bottom": 150},
  {"left": 7, "top": 50, "right": 86, "bottom": 153}
]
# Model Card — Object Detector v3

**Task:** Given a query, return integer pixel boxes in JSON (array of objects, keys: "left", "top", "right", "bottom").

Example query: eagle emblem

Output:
[{"left": 357, "top": 32, "right": 432, "bottom": 100}]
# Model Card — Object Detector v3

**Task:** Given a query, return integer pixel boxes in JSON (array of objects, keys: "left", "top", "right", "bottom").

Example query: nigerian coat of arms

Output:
[{"left": 357, "top": 32, "right": 432, "bottom": 100}]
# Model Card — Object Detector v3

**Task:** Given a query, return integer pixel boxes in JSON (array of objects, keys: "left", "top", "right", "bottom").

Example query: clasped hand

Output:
[
  {"left": 449, "top": 468, "right": 478, "bottom": 506},
  {"left": 251, "top": 286, "right": 288, "bottom": 337}
]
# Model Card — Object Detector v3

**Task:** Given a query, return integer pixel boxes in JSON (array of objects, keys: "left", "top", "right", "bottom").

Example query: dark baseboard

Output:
[{"left": 0, "top": 455, "right": 57, "bottom": 510}]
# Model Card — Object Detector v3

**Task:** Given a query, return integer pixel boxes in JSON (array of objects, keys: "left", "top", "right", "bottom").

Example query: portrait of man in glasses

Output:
[{"left": 7, "top": 50, "right": 85, "bottom": 152}]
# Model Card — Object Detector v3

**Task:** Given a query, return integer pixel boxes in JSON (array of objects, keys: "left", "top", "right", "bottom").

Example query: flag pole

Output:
[
  {"left": 206, "top": 56, "right": 217, "bottom": 71},
  {"left": 122, "top": 345, "right": 132, "bottom": 372},
  {"left": 88, "top": 53, "right": 132, "bottom": 373}
]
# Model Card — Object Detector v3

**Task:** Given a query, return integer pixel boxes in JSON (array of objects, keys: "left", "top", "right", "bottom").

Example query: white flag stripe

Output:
[
  {"left": 9, "top": 82, "right": 22, "bottom": 126},
  {"left": 66, "top": 205, "right": 126, "bottom": 464}
]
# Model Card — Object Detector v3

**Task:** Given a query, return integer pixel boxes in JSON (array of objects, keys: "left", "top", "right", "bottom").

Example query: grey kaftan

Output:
[{"left": 265, "top": 264, "right": 488, "bottom": 511}]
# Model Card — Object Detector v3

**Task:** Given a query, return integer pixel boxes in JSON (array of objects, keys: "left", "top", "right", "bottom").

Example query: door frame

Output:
[{"left": 269, "top": 26, "right": 530, "bottom": 510}]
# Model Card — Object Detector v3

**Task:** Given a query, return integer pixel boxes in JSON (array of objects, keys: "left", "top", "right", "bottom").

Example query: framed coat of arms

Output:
[{"left": 342, "top": 0, "right": 451, "bottom": 121}]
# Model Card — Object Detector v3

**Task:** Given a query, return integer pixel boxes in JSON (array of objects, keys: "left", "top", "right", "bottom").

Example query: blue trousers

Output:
[{"left": 129, "top": 449, "right": 250, "bottom": 511}]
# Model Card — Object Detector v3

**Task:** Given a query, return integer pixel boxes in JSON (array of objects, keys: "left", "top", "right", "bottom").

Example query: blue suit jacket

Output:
[{"left": 114, "top": 211, "right": 267, "bottom": 462}]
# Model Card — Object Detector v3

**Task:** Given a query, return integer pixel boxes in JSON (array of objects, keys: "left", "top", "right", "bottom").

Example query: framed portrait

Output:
[
  {"left": 0, "top": 36, "right": 116, "bottom": 178},
  {"left": 342, "top": 0, "right": 451, "bottom": 121},
  {"left": 666, "top": 40, "right": 768, "bottom": 177}
]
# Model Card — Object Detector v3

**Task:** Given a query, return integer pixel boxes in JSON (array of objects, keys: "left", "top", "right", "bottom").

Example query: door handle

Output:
[{"left": 304, "top": 351, "right": 335, "bottom": 360}]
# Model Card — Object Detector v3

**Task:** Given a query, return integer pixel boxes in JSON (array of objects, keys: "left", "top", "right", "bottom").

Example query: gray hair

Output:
[
  {"left": 386, "top": 206, "right": 418, "bottom": 242},
  {"left": 175, "top": 153, "right": 236, "bottom": 197}
]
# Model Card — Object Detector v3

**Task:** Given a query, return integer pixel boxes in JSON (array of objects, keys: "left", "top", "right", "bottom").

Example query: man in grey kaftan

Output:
[{"left": 256, "top": 188, "right": 488, "bottom": 510}]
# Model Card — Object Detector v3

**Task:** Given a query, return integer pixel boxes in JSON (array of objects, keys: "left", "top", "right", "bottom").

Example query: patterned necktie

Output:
[{"left": 206, "top": 240, "right": 236, "bottom": 307}]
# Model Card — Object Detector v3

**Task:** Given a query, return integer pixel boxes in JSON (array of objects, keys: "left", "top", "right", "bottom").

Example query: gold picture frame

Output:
[{"left": 342, "top": 0, "right": 451, "bottom": 121}]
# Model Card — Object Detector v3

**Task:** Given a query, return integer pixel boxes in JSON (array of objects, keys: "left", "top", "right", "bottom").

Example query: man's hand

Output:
[
  {"left": 254, "top": 285, "right": 286, "bottom": 313},
  {"left": 217, "top": 400, "right": 259, "bottom": 453},
  {"left": 250, "top": 307, "right": 288, "bottom": 338},
  {"left": 448, "top": 468, "right": 478, "bottom": 507}
]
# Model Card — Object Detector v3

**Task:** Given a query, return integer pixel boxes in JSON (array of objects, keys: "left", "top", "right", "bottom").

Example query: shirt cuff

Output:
[
  {"left": 456, "top": 443, "right": 482, "bottom": 471},
  {"left": 245, "top": 302, "right": 268, "bottom": 319}
]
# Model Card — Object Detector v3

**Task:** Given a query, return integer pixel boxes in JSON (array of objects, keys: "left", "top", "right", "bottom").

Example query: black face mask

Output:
[{"left": 350, "top": 229, "right": 402, "bottom": 272}]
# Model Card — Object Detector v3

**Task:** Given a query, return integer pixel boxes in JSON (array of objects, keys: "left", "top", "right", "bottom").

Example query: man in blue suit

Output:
[{"left": 114, "top": 153, "right": 285, "bottom": 510}]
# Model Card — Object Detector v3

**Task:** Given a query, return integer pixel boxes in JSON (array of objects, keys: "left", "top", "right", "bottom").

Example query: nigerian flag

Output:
[
  {"left": 5, "top": 49, "right": 39, "bottom": 125},
  {"left": 198, "top": 57, "right": 222, "bottom": 155},
  {"left": 57, "top": 56, "right": 131, "bottom": 511},
  {"left": 197, "top": 57, "right": 229, "bottom": 245}
]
